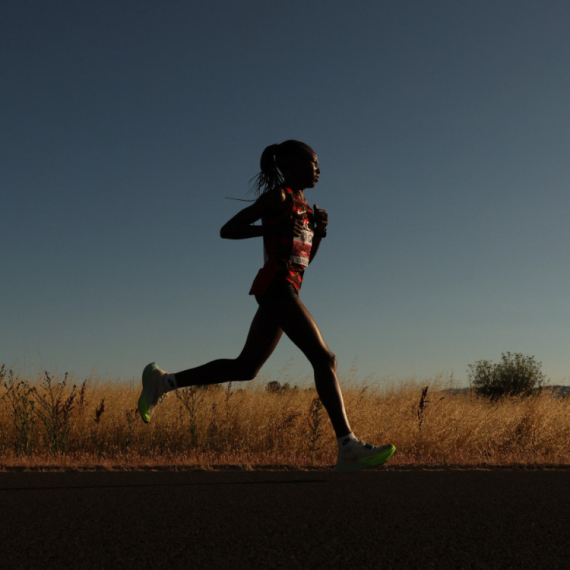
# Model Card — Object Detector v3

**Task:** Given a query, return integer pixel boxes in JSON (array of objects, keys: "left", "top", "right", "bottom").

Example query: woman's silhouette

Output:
[{"left": 138, "top": 140, "right": 395, "bottom": 472}]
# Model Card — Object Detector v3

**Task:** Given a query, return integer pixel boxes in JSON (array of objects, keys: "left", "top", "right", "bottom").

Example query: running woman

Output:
[{"left": 138, "top": 140, "right": 395, "bottom": 472}]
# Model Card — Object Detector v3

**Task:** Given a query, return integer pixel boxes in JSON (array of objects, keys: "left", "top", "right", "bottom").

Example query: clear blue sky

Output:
[{"left": 3, "top": 1, "right": 570, "bottom": 385}]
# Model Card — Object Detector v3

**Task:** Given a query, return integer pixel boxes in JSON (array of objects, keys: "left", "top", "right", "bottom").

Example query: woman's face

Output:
[{"left": 283, "top": 151, "right": 321, "bottom": 189}]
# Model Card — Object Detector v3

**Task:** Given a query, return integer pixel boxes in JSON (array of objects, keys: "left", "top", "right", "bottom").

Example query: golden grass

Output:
[{"left": 1, "top": 370, "right": 570, "bottom": 469}]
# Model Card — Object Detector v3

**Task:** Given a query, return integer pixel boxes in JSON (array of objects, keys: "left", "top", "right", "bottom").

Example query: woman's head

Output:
[{"left": 253, "top": 140, "right": 319, "bottom": 195}]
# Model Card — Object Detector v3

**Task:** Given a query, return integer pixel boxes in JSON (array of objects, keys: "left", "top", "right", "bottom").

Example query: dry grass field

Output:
[{"left": 1, "top": 365, "right": 569, "bottom": 469}]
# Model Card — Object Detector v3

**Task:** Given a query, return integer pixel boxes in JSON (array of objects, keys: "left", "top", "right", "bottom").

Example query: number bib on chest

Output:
[{"left": 290, "top": 227, "right": 313, "bottom": 267}]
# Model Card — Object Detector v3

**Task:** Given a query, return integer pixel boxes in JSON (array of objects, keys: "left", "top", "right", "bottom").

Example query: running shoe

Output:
[
  {"left": 138, "top": 362, "right": 168, "bottom": 423},
  {"left": 335, "top": 442, "right": 396, "bottom": 473}
]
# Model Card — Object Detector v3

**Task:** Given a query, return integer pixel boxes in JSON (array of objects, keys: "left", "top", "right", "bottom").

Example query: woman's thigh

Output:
[
  {"left": 270, "top": 296, "right": 334, "bottom": 367},
  {"left": 236, "top": 306, "right": 284, "bottom": 369}
]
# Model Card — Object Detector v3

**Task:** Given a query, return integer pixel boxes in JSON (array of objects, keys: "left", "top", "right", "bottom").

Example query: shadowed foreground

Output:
[{"left": 0, "top": 469, "right": 569, "bottom": 569}]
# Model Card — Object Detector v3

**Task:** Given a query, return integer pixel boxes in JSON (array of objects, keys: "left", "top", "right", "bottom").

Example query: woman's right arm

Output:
[{"left": 220, "top": 190, "right": 286, "bottom": 240}]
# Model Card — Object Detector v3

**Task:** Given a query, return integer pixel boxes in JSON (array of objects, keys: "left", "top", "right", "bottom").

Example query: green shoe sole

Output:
[
  {"left": 138, "top": 362, "right": 158, "bottom": 424},
  {"left": 336, "top": 444, "right": 396, "bottom": 473}
]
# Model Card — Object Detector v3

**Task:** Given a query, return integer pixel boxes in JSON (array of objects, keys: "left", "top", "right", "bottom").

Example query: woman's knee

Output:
[
  {"left": 233, "top": 358, "right": 262, "bottom": 381},
  {"left": 312, "top": 349, "right": 337, "bottom": 373},
  {"left": 327, "top": 351, "right": 338, "bottom": 372}
]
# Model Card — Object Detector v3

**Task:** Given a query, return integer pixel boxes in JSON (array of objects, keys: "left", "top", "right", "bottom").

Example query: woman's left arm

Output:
[{"left": 309, "top": 204, "right": 328, "bottom": 263}]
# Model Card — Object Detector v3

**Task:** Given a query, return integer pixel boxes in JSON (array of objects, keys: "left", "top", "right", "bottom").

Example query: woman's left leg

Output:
[
  {"left": 138, "top": 306, "right": 283, "bottom": 423},
  {"left": 173, "top": 304, "right": 284, "bottom": 387}
]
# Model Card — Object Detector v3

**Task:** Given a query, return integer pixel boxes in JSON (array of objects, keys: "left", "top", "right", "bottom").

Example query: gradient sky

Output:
[{"left": 3, "top": 1, "right": 570, "bottom": 386}]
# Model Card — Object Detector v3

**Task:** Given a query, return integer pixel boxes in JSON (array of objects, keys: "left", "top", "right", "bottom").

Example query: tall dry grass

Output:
[{"left": 1, "top": 365, "right": 569, "bottom": 469}]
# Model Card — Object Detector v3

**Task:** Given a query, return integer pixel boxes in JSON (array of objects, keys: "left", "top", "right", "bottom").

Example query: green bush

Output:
[{"left": 467, "top": 352, "right": 547, "bottom": 400}]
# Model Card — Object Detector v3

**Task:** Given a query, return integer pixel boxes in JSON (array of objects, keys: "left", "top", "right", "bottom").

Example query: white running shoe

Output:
[
  {"left": 335, "top": 441, "right": 396, "bottom": 473},
  {"left": 138, "top": 362, "right": 168, "bottom": 423}
]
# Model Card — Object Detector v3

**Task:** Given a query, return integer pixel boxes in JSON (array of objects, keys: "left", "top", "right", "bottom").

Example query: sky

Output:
[{"left": 2, "top": 1, "right": 570, "bottom": 387}]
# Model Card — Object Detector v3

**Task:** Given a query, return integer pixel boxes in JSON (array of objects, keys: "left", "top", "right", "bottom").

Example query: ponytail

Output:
[{"left": 251, "top": 143, "right": 283, "bottom": 196}]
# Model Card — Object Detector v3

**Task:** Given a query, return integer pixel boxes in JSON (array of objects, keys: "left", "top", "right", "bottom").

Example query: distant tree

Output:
[
  {"left": 266, "top": 380, "right": 288, "bottom": 393},
  {"left": 265, "top": 380, "right": 297, "bottom": 394},
  {"left": 467, "top": 352, "right": 547, "bottom": 400}
]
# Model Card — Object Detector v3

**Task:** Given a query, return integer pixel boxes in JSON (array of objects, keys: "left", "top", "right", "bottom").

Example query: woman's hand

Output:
[
  {"left": 313, "top": 204, "right": 328, "bottom": 236},
  {"left": 293, "top": 216, "right": 308, "bottom": 236}
]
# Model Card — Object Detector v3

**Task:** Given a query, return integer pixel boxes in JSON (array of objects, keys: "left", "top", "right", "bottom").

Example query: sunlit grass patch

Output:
[{"left": 1, "top": 364, "right": 569, "bottom": 469}]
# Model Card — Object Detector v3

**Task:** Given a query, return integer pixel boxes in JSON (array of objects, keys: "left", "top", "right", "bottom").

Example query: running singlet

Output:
[{"left": 249, "top": 188, "right": 314, "bottom": 296}]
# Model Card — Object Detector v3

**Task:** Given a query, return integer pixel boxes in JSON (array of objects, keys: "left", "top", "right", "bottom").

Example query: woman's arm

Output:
[
  {"left": 309, "top": 235, "right": 322, "bottom": 263},
  {"left": 309, "top": 204, "right": 328, "bottom": 263},
  {"left": 220, "top": 189, "right": 287, "bottom": 240}
]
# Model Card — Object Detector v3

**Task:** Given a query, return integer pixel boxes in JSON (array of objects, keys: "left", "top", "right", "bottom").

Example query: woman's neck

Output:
[{"left": 284, "top": 182, "right": 306, "bottom": 198}]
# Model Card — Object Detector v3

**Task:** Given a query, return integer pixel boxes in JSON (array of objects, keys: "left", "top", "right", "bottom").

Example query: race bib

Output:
[{"left": 290, "top": 227, "right": 313, "bottom": 267}]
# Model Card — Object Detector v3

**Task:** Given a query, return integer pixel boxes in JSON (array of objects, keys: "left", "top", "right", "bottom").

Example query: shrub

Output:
[
  {"left": 1, "top": 367, "right": 36, "bottom": 454},
  {"left": 33, "top": 371, "right": 79, "bottom": 453},
  {"left": 468, "top": 352, "right": 547, "bottom": 400},
  {"left": 265, "top": 380, "right": 295, "bottom": 394}
]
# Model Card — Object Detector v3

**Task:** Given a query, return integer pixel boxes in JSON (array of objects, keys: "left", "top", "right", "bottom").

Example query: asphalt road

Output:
[{"left": 1, "top": 469, "right": 569, "bottom": 569}]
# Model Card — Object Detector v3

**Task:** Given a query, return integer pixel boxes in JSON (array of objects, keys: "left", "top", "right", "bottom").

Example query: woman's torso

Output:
[{"left": 249, "top": 188, "right": 314, "bottom": 295}]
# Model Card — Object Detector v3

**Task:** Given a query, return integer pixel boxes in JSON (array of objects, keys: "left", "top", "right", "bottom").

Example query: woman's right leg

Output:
[
  {"left": 266, "top": 295, "right": 396, "bottom": 472},
  {"left": 268, "top": 295, "right": 352, "bottom": 439},
  {"left": 174, "top": 305, "right": 283, "bottom": 388}
]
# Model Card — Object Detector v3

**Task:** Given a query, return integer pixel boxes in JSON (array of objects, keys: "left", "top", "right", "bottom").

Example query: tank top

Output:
[{"left": 249, "top": 188, "right": 314, "bottom": 296}]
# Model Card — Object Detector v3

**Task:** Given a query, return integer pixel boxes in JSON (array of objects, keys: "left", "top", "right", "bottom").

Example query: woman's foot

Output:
[
  {"left": 335, "top": 441, "right": 396, "bottom": 473},
  {"left": 138, "top": 362, "right": 168, "bottom": 423}
]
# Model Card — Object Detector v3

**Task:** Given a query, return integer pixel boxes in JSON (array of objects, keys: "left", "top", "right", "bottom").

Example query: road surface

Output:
[{"left": 1, "top": 469, "right": 569, "bottom": 569}]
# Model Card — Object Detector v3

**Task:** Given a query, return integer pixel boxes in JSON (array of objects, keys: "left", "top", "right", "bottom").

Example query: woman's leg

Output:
[
  {"left": 174, "top": 305, "right": 283, "bottom": 387},
  {"left": 270, "top": 296, "right": 352, "bottom": 439}
]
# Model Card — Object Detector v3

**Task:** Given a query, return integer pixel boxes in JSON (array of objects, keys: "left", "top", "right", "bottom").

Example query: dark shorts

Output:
[{"left": 255, "top": 280, "right": 299, "bottom": 308}]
